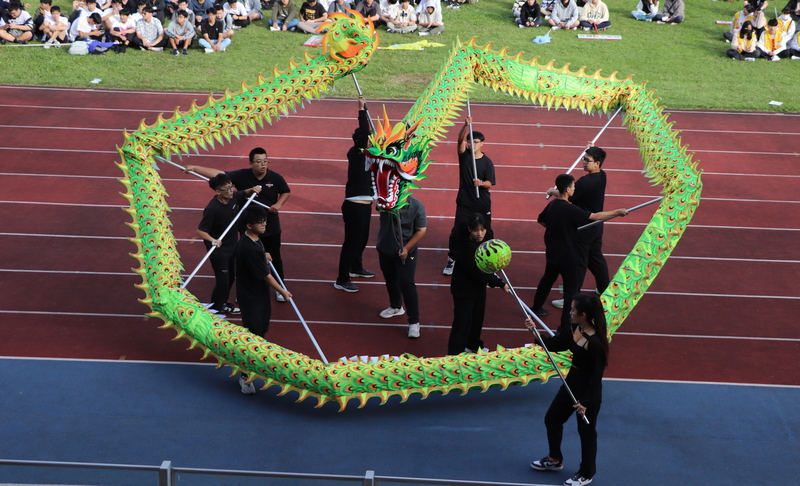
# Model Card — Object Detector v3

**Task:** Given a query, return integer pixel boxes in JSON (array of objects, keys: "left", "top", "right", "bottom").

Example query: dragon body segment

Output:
[{"left": 116, "top": 13, "right": 701, "bottom": 410}]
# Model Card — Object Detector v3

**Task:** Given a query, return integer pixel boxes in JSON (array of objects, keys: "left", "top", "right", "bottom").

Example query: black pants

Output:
[
  {"left": 726, "top": 48, "right": 760, "bottom": 60},
  {"left": 209, "top": 250, "right": 235, "bottom": 311},
  {"left": 131, "top": 36, "right": 168, "bottom": 49},
  {"left": 378, "top": 248, "right": 419, "bottom": 324},
  {"left": 447, "top": 204, "right": 492, "bottom": 260},
  {"left": 337, "top": 200, "right": 372, "bottom": 284},
  {"left": 447, "top": 291, "right": 486, "bottom": 354},
  {"left": 545, "top": 385, "right": 601, "bottom": 479},
  {"left": 259, "top": 232, "right": 284, "bottom": 283},
  {"left": 576, "top": 229, "right": 609, "bottom": 294},
  {"left": 233, "top": 17, "right": 251, "bottom": 27},
  {"left": 240, "top": 296, "right": 271, "bottom": 337},
  {"left": 532, "top": 262, "right": 581, "bottom": 327}
]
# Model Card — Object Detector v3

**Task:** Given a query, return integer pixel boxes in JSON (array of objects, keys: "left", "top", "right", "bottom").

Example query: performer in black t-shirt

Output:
[
  {"left": 546, "top": 145, "right": 610, "bottom": 303},
  {"left": 532, "top": 174, "right": 627, "bottom": 327},
  {"left": 185, "top": 147, "right": 291, "bottom": 301},
  {"left": 196, "top": 173, "right": 260, "bottom": 314},
  {"left": 334, "top": 96, "right": 376, "bottom": 293},
  {"left": 443, "top": 116, "right": 496, "bottom": 276}
]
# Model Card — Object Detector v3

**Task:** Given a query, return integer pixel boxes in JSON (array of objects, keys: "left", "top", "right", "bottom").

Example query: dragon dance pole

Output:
[
  {"left": 154, "top": 155, "right": 272, "bottom": 212},
  {"left": 465, "top": 97, "right": 480, "bottom": 198},
  {"left": 578, "top": 196, "right": 664, "bottom": 231},
  {"left": 500, "top": 268, "right": 590, "bottom": 425},
  {"left": 269, "top": 261, "right": 329, "bottom": 364},
  {"left": 351, "top": 73, "right": 376, "bottom": 133},
  {"left": 546, "top": 106, "right": 624, "bottom": 199},
  {"left": 180, "top": 191, "right": 260, "bottom": 289}
]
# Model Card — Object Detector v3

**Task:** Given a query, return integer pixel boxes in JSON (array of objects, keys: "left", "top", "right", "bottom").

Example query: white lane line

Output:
[
  {"left": 2, "top": 268, "right": 798, "bottom": 300},
  {"left": 1, "top": 310, "right": 798, "bottom": 342}
]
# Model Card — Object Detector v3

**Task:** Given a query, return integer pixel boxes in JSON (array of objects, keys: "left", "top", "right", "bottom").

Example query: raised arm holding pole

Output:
[{"left": 465, "top": 97, "right": 480, "bottom": 198}]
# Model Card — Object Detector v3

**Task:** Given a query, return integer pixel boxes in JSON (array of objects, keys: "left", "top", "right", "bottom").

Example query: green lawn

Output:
[{"left": 1, "top": 0, "right": 797, "bottom": 112}]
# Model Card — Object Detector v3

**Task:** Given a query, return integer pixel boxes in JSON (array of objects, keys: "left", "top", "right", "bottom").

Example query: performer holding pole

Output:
[
  {"left": 234, "top": 206, "right": 292, "bottom": 395},
  {"left": 351, "top": 73, "right": 376, "bottom": 133},
  {"left": 442, "top": 112, "right": 496, "bottom": 276},
  {"left": 181, "top": 183, "right": 260, "bottom": 290},
  {"left": 527, "top": 293, "right": 610, "bottom": 486}
]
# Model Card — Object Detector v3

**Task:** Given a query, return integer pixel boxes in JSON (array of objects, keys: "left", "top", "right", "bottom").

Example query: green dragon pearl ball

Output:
[{"left": 475, "top": 239, "right": 512, "bottom": 273}]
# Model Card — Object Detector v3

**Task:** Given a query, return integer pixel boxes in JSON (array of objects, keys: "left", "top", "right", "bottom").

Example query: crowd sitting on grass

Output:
[{"left": 724, "top": 0, "right": 800, "bottom": 61}]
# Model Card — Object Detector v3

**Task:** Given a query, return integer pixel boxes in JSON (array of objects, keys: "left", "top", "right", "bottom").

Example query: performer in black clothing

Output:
[
  {"left": 527, "top": 293, "right": 610, "bottom": 486},
  {"left": 234, "top": 207, "right": 292, "bottom": 394},
  {"left": 447, "top": 213, "right": 509, "bottom": 355},
  {"left": 546, "top": 146, "right": 610, "bottom": 299},
  {"left": 334, "top": 96, "right": 376, "bottom": 293},
  {"left": 443, "top": 116, "right": 496, "bottom": 276},
  {"left": 531, "top": 174, "right": 627, "bottom": 327},
  {"left": 184, "top": 147, "right": 291, "bottom": 301},
  {"left": 196, "top": 173, "right": 260, "bottom": 314}
]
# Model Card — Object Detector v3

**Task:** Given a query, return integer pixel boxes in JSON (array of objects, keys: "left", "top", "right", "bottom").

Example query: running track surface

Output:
[{"left": 0, "top": 85, "right": 799, "bottom": 484}]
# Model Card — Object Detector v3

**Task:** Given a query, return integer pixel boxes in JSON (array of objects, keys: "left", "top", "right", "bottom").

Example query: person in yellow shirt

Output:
[
  {"left": 757, "top": 17, "right": 788, "bottom": 60},
  {"left": 726, "top": 20, "right": 760, "bottom": 60}
]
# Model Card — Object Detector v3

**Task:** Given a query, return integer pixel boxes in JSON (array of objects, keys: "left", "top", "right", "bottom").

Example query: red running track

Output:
[{"left": 1, "top": 85, "right": 798, "bottom": 386}]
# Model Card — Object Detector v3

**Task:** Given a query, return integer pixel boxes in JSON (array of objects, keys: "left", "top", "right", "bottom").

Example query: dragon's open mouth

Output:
[{"left": 368, "top": 156, "right": 414, "bottom": 210}]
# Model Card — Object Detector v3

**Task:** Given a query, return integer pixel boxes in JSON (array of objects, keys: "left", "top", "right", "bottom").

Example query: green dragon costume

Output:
[{"left": 116, "top": 12, "right": 702, "bottom": 410}]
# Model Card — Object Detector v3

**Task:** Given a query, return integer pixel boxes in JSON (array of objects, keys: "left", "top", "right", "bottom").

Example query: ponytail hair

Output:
[{"left": 572, "top": 293, "right": 610, "bottom": 365}]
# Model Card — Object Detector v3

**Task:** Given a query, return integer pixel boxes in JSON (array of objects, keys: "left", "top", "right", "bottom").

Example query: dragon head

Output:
[{"left": 365, "top": 108, "right": 428, "bottom": 213}]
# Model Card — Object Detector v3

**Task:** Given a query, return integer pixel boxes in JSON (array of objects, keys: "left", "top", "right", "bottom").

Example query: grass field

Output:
[{"left": 1, "top": 0, "right": 797, "bottom": 112}]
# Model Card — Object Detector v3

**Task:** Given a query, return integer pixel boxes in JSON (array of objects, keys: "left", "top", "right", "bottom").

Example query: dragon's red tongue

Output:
[{"left": 374, "top": 162, "right": 394, "bottom": 203}]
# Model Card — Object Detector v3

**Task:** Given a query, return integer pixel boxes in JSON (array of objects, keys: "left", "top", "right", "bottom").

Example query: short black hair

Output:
[
  {"left": 206, "top": 6, "right": 217, "bottom": 13},
  {"left": 88, "top": 12, "right": 102, "bottom": 22},
  {"left": 243, "top": 207, "right": 268, "bottom": 226},
  {"left": 467, "top": 131, "right": 485, "bottom": 142},
  {"left": 7, "top": 2, "right": 22, "bottom": 10},
  {"left": 176, "top": 8, "right": 188, "bottom": 16},
  {"left": 51, "top": 5, "right": 61, "bottom": 12},
  {"left": 119, "top": 7, "right": 130, "bottom": 14},
  {"left": 584, "top": 146, "right": 606, "bottom": 166},
  {"left": 467, "top": 213, "right": 487, "bottom": 231},
  {"left": 767, "top": 17, "right": 778, "bottom": 26},
  {"left": 249, "top": 147, "right": 268, "bottom": 163},
  {"left": 555, "top": 173, "right": 575, "bottom": 194},
  {"left": 208, "top": 173, "right": 232, "bottom": 190},
  {"left": 143, "top": 5, "right": 154, "bottom": 12},
  {"left": 40, "top": 0, "right": 53, "bottom": 5}
]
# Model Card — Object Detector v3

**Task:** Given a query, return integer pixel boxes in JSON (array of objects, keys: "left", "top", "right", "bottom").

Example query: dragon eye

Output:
[{"left": 386, "top": 146, "right": 399, "bottom": 157}]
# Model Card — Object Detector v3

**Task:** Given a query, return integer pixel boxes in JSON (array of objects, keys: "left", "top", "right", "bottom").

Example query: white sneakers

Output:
[
  {"left": 408, "top": 323, "right": 420, "bottom": 338},
  {"left": 239, "top": 374, "right": 255, "bottom": 395},
  {"left": 380, "top": 307, "right": 405, "bottom": 318}
]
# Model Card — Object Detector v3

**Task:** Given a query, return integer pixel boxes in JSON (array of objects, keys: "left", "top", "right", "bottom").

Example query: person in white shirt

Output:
[
  {"left": 757, "top": 17, "right": 788, "bottom": 59},
  {"left": 223, "top": 0, "right": 249, "bottom": 27},
  {"left": 42, "top": 5, "right": 69, "bottom": 42},
  {"left": 108, "top": 7, "right": 135, "bottom": 52},
  {"left": 387, "top": 0, "right": 415, "bottom": 32},
  {"left": 0, "top": 3, "right": 34, "bottom": 43},
  {"left": 416, "top": 3, "right": 442, "bottom": 34}
]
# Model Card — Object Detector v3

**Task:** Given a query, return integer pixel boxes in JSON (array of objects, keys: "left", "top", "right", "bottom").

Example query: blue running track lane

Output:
[{"left": 0, "top": 357, "right": 798, "bottom": 485}]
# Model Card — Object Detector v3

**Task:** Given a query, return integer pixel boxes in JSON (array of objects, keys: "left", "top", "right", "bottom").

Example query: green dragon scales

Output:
[{"left": 116, "top": 12, "right": 702, "bottom": 410}]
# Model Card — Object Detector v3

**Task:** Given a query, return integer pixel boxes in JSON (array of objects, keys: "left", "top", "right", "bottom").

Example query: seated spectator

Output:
[
  {"left": 108, "top": 7, "right": 135, "bottom": 51},
  {"left": 778, "top": 6, "right": 796, "bottom": 38},
  {"left": 416, "top": 2, "right": 441, "bottom": 34},
  {"left": 788, "top": 26, "right": 800, "bottom": 57},
  {"left": 355, "top": 0, "right": 379, "bottom": 23},
  {"left": 656, "top": 0, "right": 682, "bottom": 24},
  {"left": 129, "top": 0, "right": 146, "bottom": 22},
  {"left": 549, "top": 0, "right": 578, "bottom": 28},
  {"left": 579, "top": 0, "right": 609, "bottom": 30},
  {"left": 726, "top": 20, "right": 760, "bottom": 60},
  {"left": 269, "top": 0, "right": 298, "bottom": 30},
  {"left": 223, "top": 0, "right": 249, "bottom": 27},
  {"left": 297, "top": 0, "right": 326, "bottom": 33},
  {"left": 724, "top": 3, "right": 756, "bottom": 41},
  {"left": 377, "top": 0, "right": 396, "bottom": 24},
  {"left": 0, "top": 2, "right": 33, "bottom": 43},
  {"left": 101, "top": 0, "right": 122, "bottom": 29},
  {"left": 199, "top": 5, "right": 230, "bottom": 51},
  {"left": 43, "top": 5, "right": 70, "bottom": 44},
  {"left": 415, "top": 0, "right": 438, "bottom": 14},
  {"left": 540, "top": 0, "right": 556, "bottom": 18},
  {"left": 76, "top": 11, "right": 104, "bottom": 40},
  {"left": 33, "top": 0, "right": 51, "bottom": 40},
  {"left": 152, "top": 0, "right": 167, "bottom": 22},
  {"left": 68, "top": 0, "right": 101, "bottom": 29},
  {"left": 188, "top": 0, "right": 210, "bottom": 24},
  {"left": 517, "top": 0, "right": 541, "bottom": 27},
  {"left": 215, "top": 4, "right": 235, "bottom": 38},
  {"left": 758, "top": 17, "right": 789, "bottom": 59},
  {"left": 386, "top": 0, "right": 415, "bottom": 32},
  {"left": 132, "top": 6, "right": 166, "bottom": 50},
  {"left": 165, "top": 8, "right": 193, "bottom": 53},
  {"left": 787, "top": 0, "right": 800, "bottom": 21},
  {"left": 171, "top": 0, "right": 196, "bottom": 27},
  {"left": 242, "top": 0, "right": 262, "bottom": 21},
  {"left": 631, "top": 0, "right": 658, "bottom": 21},
  {"left": 327, "top": 0, "right": 348, "bottom": 15}
]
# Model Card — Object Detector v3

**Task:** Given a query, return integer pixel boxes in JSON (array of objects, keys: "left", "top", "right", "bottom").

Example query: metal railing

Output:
[{"left": 0, "top": 459, "right": 548, "bottom": 486}]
